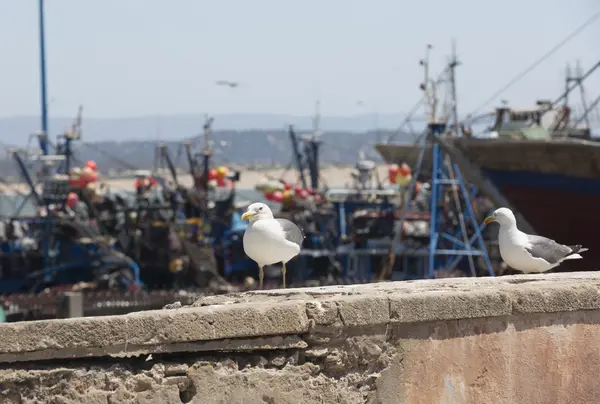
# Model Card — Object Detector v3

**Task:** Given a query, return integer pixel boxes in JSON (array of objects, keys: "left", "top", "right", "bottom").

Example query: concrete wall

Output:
[{"left": 1, "top": 272, "right": 600, "bottom": 403}]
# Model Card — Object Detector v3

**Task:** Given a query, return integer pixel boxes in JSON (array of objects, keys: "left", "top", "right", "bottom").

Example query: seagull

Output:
[
  {"left": 241, "top": 202, "right": 304, "bottom": 288},
  {"left": 216, "top": 80, "right": 239, "bottom": 88},
  {"left": 484, "top": 207, "right": 588, "bottom": 273}
]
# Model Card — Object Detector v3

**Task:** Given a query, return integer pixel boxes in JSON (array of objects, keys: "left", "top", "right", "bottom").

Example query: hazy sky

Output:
[{"left": 1, "top": 0, "right": 599, "bottom": 118}]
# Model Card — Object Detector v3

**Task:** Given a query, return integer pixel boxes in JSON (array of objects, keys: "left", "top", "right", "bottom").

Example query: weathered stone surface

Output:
[
  {"left": 389, "top": 290, "right": 512, "bottom": 323},
  {"left": 0, "top": 300, "right": 309, "bottom": 362},
  {"left": 305, "top": 300, "right": 339, "bottom": 325},
  {"left": 332, "top": 295, "right": 390, "bottom": 327},
  {"left": 4, "top": 273, "right": 600, "bottom": 363},
  {"left": 0, "top": 356, "right": 369, "bottom": 404},
  {"left": 3, "top": 272, "right": 600, "bottom": 403},
  {"left": 375, "top": 310, "right": 600, "bottom": 404},
  {"left": 505, "top": 281, "right": 600, "bottom": 314}
]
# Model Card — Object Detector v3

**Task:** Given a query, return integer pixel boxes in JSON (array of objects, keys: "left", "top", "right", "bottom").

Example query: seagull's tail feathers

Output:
[{"left": 562, "top": 245, "right": 588, "bottom": 261}]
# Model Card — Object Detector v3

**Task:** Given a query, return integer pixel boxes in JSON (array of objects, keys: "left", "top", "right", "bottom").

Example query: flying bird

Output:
[
  {"left": 241, "top": 202, "right": 303, "bottom": 289},
  {"left": 216, "top": 80, "right": 239, "bottom": 88},
  {"left": 484, "top": 207, "right": 588, "bottom": 273}
]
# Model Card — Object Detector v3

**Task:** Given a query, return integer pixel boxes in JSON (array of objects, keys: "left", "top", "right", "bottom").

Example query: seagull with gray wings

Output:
[
  {"left": 484, "top": 207, "right": 588, "bottom": 273},
  {"left": 241, "top": 202, "right": 304, "bottom": 288}
]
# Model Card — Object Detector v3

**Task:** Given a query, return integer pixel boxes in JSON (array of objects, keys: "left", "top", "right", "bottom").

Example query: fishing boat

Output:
[{"left": 376, "top": 61, "right": 600, "bottom": 270}]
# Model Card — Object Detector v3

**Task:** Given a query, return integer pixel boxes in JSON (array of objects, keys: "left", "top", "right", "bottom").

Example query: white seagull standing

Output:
[
  {"left": 484, "top": 207, "right": 588, "bottom": 273},
  {"left": 241, "top": 202, "right": 304, "bottom": 288}
]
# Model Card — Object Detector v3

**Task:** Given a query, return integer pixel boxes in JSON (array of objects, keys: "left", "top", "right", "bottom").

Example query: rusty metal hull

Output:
[
  {"left": 488, "top": 178, "right": 600, "bottom": 271},
  {"left": 376, "top": 137, "right": 600, "bottom": 270}
]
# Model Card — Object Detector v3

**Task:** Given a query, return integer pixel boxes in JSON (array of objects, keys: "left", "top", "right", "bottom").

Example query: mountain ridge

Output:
[{"left": 0, "top": 113, "right": 425, "bottom": 144}]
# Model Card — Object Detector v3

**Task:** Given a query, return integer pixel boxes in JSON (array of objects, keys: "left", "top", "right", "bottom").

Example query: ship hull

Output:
[{"left": 375, "top": 143, "right": 434, "bottom": 174}]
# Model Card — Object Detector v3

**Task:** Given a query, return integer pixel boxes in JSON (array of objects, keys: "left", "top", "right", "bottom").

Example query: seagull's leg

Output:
[
  {"left": 282, "top": 262, "right": 287, "bottom": 289},
  {"left": 259, "top": 265, "right": 264, "bottom": 289}
]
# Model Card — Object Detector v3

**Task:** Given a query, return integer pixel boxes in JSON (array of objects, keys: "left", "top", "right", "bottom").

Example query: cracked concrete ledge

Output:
[{"left": 1, "top": 272, "right": 600, "bottom": 364}]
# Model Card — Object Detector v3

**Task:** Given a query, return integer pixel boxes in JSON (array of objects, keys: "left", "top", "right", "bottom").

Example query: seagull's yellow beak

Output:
[
  {"left": 483, "top": 216, "right": 495, "bottom": 225},
  {"left": 241, "top": 211, "right": 255, "bottom": 221}
]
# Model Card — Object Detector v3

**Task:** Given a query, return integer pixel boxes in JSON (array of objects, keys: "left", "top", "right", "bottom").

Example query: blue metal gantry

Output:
[{"left": 395, "top": 122, "right": 495, "bottom": 278}]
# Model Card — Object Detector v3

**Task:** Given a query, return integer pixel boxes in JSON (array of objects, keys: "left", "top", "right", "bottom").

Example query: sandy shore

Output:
[{"left": 0, "top": 165, "right": 391, "bottom": 194}]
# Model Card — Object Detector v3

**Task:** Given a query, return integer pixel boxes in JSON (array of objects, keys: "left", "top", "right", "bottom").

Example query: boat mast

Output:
[
  {"left": 550, "top": 60, "right": 600, "bottom": 135},
  {"left": 306, "top": 101, "right": 321, "bottom": 190},
  {"left": 312, "top": 100, "right": 321, "bottom": 135},
  {"left": 201, "top": 116, "right": 214, "bottom": 190},
  {"left": 564, "top": 63, "right": 571, "bottom": 109},
  {"left": 448, "top": 40, "right": 461, "bottom": 137},
  {"left": 419, "top": 44, "right": 437, "bottom": 124},
  {"left": 571, "top": 61, "right": 600, "bottom": 128},
  {"left": 571, "top": 60, "right": 592, "bottom": 129},
  {"left": 38, "top": 0, "right": 49, "bottom": 156}
]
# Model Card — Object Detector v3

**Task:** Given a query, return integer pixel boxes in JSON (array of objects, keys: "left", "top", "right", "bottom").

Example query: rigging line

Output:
[
  {"left": 387, "top": 66, "right": 450, "bottom": 143},
  {"left": 0, "top": 176, "right": 29, "bottom": 197},
  {"left": 467, "top": 9, "right": 600, "bottom": 119},
  {"left": 552, "top": 60, "right": 600, "bottom": 106},
  {"left": 79, "top": 142, "right": 139, "bottom": 170},
  {"left": 274, "top": 160, "right": 295, "bottom": 184},
  {"left": 175, "top": 143, "right": 184, "bottom": 167},
  {"left": 576, "top": 92, "right": 600, "bottom": 126},
  {"left": 386, "top": 99, "right": 424, "bottom": 143},
  {"left": 0, "top": 140, "right": 18, "bottom": 153}
]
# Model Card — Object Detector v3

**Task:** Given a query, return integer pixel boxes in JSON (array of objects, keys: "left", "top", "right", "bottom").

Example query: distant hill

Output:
[
  {"left": 0, "top": 113, "right": 427, "bottom": 144},
  {"left": 0, "top": 114, "right": 420, "bottom": 177}
]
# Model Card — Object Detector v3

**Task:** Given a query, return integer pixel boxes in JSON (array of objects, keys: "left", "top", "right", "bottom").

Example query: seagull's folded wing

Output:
[
  {"left": 276, "top": 219, "right": 304, "bottom": 247},
  {"left": 525, "top": 235, "right": 574, "bottom": 264}
]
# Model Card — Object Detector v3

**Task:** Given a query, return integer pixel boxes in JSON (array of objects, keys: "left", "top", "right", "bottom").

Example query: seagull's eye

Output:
[{"left": 258, "top": 206, "right": 263, "bottom": 211}]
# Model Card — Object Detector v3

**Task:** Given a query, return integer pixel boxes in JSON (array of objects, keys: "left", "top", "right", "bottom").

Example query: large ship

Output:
[{"left": 376, "top": 63, "right": 600, "bottom": 270}]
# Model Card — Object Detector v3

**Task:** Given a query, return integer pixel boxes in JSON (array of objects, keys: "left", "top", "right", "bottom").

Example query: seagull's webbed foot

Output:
[
  {"left": 259, "top": 265, "right": 264, "bottom": 290},
  {"left": 282, "top": 262, "right": 287, "bottom": 289}
]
